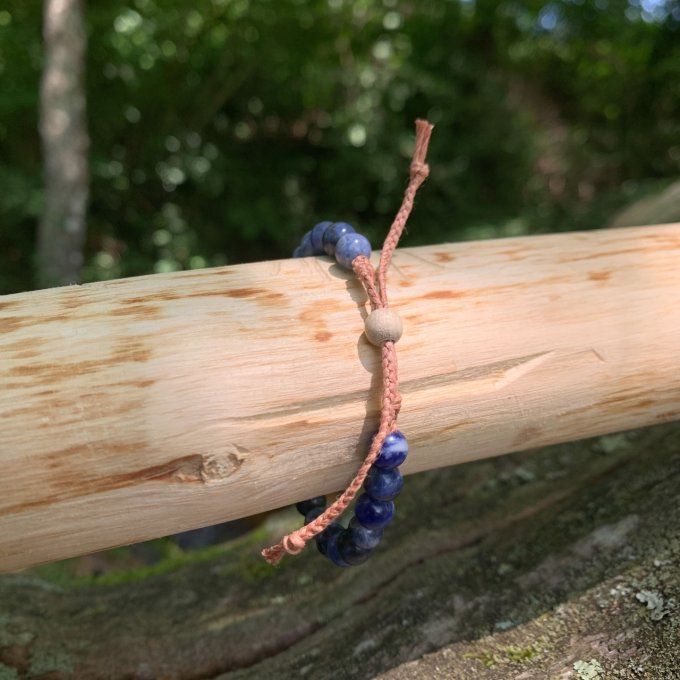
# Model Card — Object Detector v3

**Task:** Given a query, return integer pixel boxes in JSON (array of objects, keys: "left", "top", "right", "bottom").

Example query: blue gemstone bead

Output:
[
  {"left": 304, "top": 506, "right": 325, "bottom": 524},
  {"left": 365, "top": 466, "right": 404, "bottom": 501},
  {"left": 348, "top": 516, "right": 383, "bottom": 550},
  {"left": 295, "top": 496, "right": 326, "bottom": 516},
  {"left": 298, "top": 230, "right": 314, "bottom": 257},
  {"left": 335, "top": 233, "right": 372, "bottom": 269},
  {"left": 374, "top": 431, "right": 409, "bottom": 470},
  {"left": 355, "top": 493, "right": 395, "bottom": 530},
  {"left": 338, "top": 531, "right": 372, "bottom": 566},
  {"left": 324, "top": 528, "right": 350, "bottom": 567},
  {"left": 316, "top": 523, "right": 344, "bottom": 557},
  {"left": 310, "top": 221, "right": 333, "bottom": 255},
  {"left": 322, "top": 222, "right": 355, "bottom": 257}
]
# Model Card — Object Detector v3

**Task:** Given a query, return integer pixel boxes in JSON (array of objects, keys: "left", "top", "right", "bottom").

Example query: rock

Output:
[{"left": 610, "top": 180, "right": 680, "bottom": 228}]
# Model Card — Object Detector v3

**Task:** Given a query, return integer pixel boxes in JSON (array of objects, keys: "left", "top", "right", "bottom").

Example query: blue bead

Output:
[
  {"left": 310, "top": 221, "right": 333, "bottom": 255},
  {"left": 324, "top": 528, "right": 350, "bottom": 567},
  {"left": 292, "top": 245, "right": 303, "bottom": 258},
  {"left": 316, "top": 523, "right": 344, "bottom": 557},
  {"left": 365, "top": 466, "right": 404, "bottom": 501},
  {"left": 374, "top": 431, "right": 409, "bottom": 469},
  {"left": 334, "top": 233, "right": 372, "bottom": 269},
  {"left": 295, "top": 496, "right": 326, "bottom": 516},
  {"left": 355, "top": 493, "right": 394, "bottom": 530},
  {"left": 348, "top": 516, "right": 383, "bottom": 550},
  {"left": 338, "top": 531, "right": 372, "bottom": 566},
  {"left": 304, "top": 506, "right": 325, "bottom": 524},
  {"left": 298, "top": 230, "right": 314, "bottom": 257},
  {"left": 322, "top": 222, "right": 355, "bottom": 256}
]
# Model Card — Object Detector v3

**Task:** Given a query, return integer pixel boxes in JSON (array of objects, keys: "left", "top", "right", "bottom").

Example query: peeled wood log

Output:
[{"left": 0, "top": 224, "right": 679, "bottom": 572}]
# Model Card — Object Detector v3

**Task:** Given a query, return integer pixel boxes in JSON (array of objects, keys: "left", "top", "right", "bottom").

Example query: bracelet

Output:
[{"left": 262, "top": 119, "right": 434, "bottom": 567}]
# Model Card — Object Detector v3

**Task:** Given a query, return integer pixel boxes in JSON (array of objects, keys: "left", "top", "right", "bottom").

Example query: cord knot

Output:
[
  {"left": 410, "top": 161, "right": 429, "bottom": 182},
  {"left": 282, "top": 533, "right": 306, "bottom": 554}
]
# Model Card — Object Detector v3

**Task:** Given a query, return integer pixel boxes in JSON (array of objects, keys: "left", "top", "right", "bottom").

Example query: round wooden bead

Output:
[{"left": 364, "top": 308, "right": 403, "bottom": 345}]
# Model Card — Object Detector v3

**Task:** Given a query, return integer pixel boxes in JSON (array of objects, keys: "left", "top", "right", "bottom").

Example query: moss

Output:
[
  {"left": 462, "top": 650, "right": 497, "bottom": 668},
  {"left": 32, "top": 525, "right": 274, "bottom": 589},
  {"left": 459, "top": 643, "right": 540, "bottom": 670},
  {"left": 502, "top": 643, "right": 540, "bottom": 663},
  {"left": 0, "top": 618, "right": 34, "bottom": 648},
  {"left": 27, "top": 647, "right": 75, "bottom": 678},
  {"left": 238, "top": 559, "right": 278, "bottom": 584},
  {"left": 573, "top": 659, "right": 605, "bottom": 679},
  {"left": 83, "top": 543, "right": 231, "bottom": 587},
  {"left": 0, "top": 665, "right": 19, "bottom": 680}
]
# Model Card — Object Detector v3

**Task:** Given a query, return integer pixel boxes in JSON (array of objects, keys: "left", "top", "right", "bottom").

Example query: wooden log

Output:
[{"left": 0, "top": 224, "right": 679, "bottom": 572}]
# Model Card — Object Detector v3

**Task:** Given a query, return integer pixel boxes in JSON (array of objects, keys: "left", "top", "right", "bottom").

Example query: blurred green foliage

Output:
[{"left": 0, "top": 0, "right": 678, "bottom": 294}]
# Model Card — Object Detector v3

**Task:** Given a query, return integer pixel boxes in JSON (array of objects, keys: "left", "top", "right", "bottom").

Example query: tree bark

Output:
[
  {"left": 37, "top": 0, "right": 89, "bottom": 289},
  {"left": 0, "top": 422, "right": 678, "bottom": 679}
]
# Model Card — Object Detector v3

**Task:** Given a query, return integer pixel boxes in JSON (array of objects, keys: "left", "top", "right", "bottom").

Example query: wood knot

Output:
[{"left": 171, "top": 451, "right": 245, "bottom": 484}]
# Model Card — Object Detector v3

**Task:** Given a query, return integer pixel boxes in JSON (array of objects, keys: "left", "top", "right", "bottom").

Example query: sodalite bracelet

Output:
[
  {"left": 291, "top": 221, "right": 411, "bottom": 567},
  {"left": 300, "top": 432, "right": 407, "bottom": 563},
  {"left": 261, "top": 119, "right": 434, "bottom": 567}
]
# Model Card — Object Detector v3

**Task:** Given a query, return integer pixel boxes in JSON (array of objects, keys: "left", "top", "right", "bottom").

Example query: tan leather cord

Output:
[{"left": 262, "top": 119, "right": 434, "bottom": 566}]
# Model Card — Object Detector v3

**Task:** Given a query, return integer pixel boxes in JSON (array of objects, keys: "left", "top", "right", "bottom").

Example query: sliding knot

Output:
[{"left": 410, "top": 161, "right": 429, "bottom": 182}]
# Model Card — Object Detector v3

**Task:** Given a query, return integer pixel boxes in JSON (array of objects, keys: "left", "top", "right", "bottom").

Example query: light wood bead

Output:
[{"left": 364, "top": 308, "right": 404, "bottom": 345}]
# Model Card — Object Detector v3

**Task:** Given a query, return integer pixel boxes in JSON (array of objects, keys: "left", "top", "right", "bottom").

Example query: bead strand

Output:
[
  {"left": 293, "top": 220, "right": 372, "bottom": 271},
  {"left": 294, "top": 430, "right": 409, "bottom": 567}
]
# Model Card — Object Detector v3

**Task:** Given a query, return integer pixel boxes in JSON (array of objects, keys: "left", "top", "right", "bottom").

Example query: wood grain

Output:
[{"left": 1, "top": 224, "right": 679, "bottom": 572}]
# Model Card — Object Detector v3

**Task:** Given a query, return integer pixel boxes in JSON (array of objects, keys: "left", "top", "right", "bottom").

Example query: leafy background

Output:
[
  {"left": 0, "top": 0, "right": 678, "bottom": 296},
  {"left": 0, "top": 0, "right": 679, "bottom": 577}
]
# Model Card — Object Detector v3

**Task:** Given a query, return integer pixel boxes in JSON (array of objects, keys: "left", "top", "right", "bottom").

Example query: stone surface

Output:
[
  {"left": 334, "top": 232, "right": 371, "bottom": 269},
  {"left": 374, "top": 431, "right": 409, "bottom": 469},
  {"left": 310, "top": 221, "right": 333, "bottom": 254},
  {"left": 322, "top": 222, "right": 355, "bottom": 256},
  {"left": 364, "top": 466, "right": 404, "bottom": 501},
  {"left": 354, "top": 494, "right": 395, "bottom": 530}
]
